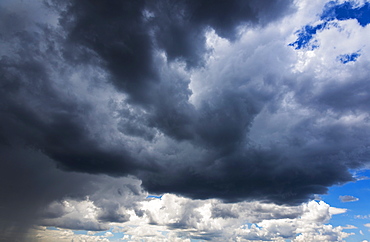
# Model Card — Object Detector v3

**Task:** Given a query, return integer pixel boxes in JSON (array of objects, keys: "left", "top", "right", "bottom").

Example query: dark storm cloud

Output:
[
  {"left": 54, "top": 0, "right": 294, "bottom": 103},
  {"left": 57, "top": 0, "right": 157, "bottom": 104},
  {"left": 45, "top": 0, "right": 294, "bottom": 147},
  {"left": 0, "top": 144, "right": 147, "bottom": 239},
  {"left": 312, "top": 76, "right": 370, "bottom": 112},
  {"left": 0, "top": 25, "right": 155, "bottom": 176},
  {"left": 148, "top": 0, "right": 294, "bottom": 67},
  {"left": 2, "top": 0, "right": 370, "bottom": 238},
  {"left": 0, "top": 146, "right": 100, "bottom": 241},
  {"left": 140, "top": 148, "right": 354, "bottom": 204}
]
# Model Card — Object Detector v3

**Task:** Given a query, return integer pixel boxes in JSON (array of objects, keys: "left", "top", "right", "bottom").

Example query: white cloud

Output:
[
  {"left": 31, "top": 227, "right": 110, "bottom": 242},
  {"left": 294, "top": 225, "right": 354, "bottom": 242},
  {"left": 31, "top": 194, "right": 353, "bottom": 241},
  {"left": 329, "top": 207, "right": 348, "bottom": 215},
  {"left": 342, "top": 225, "right": 357, "bottom": 229},
  {"left": 41, "top": 197, "right": 108, "bottom": 231}
]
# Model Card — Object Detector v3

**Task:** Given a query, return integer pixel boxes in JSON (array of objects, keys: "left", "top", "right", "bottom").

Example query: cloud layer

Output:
[
  {"left": 32, "top": 194, "right": 354, "bottom": 241},
  {"left": 1, "top": 0, "right": 370, "bottom": 240}
]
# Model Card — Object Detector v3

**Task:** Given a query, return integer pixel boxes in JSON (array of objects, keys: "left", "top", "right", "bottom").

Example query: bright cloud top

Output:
[{"left": 33, "top": 193, "right": 353, "bottom": 241}]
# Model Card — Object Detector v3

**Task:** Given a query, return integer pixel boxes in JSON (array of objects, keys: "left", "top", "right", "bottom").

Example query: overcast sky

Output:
[{"left": 1, "top": 0, "right": 370, "bottom": 241}]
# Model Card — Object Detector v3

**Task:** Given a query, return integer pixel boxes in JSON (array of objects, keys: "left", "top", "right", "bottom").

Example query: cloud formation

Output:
[
  {"left": 1, "top": 0, "right": 370, "bottom": 240},
  {"left": 30, "top": 195, "right": 354, "bottom": 241},
  {"left": 339, "top": 195, "right": 360, "bottom": 202}
]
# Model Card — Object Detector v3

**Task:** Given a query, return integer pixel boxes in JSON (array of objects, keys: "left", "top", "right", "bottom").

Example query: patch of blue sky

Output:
[
  {"left": 290, "top": 1, "right": 370, "bottom": 50},
  {"left": 161, "top": 230, "right": 169, "bottom": 236},
  {"left": 108, "top": 232, "right": 125, "bottom": 242},
  {"left": 73, "top": 230, "right": 88, "bottom": 235},
  {"left": 338, "top": 52, "right": 361, "bottom": 63},
  {"left": 321, "top": 169, "right": 370, "bottom": 242},
  {"left": 46, "top": 226, "right": 59, "bottom": 230},
  {"left": 289, "top": 23, "right": 327, "bottom": 49},
  {"left": 88, "top": 230, "right": 107, "bottom": 236},
  {"left": 321, "top": 1, "right": 370, "bottom": 27},
  {"left": 85, "top": 227, "right": 125, "bottom": 241}
]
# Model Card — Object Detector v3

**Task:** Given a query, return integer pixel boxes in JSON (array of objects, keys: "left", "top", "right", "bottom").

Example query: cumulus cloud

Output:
[
  {"left": 29, "top": 195, "right": 353, "bottom": 241},
  {"left": 1, "top": 0, "right": 370, "bottom": 240},
  {"left": 31, "top": 227, "right": 110, "bottom": 242}
]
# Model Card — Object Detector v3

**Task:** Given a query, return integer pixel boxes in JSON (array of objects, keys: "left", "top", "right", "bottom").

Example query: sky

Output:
[{"left": 1, "top": 0, "right": 370, "bottom": 241}]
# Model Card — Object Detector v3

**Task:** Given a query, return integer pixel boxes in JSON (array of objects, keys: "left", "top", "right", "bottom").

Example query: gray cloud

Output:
[
  {"left": 51, "top": 0, "right": 294, "bottom": 102},
  {"left": 1, "top": 0, "right": 370, "bottom": 240},
  {"left": 339, "top": 195, "right": 359, "bottom": 203},
  {"left": 0, "top": 146, "right": 100, "bottom": 241},
  {"left": 211, "top": 205, "right": 239, "bottom": 219}
]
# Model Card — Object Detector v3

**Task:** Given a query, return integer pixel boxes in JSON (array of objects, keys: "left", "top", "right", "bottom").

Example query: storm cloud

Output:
[{"left": 1, "top": 0, "right": 370, "bottom": 240}]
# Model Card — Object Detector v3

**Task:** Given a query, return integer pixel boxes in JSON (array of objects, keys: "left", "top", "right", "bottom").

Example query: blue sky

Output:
[
  {"left": 321, "top": 169, "right": 370, "bottom": 242},
  {"left": 290, "top": 1, "right": 370, "bottom": 50},
  {"left": 1, "top": 0, "right": 370, "bottom": 241}
]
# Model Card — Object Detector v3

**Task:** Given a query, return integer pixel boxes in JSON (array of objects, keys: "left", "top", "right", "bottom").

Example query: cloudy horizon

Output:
[{"left": 1, "top": 0, "right": 370, "bottom": 241}]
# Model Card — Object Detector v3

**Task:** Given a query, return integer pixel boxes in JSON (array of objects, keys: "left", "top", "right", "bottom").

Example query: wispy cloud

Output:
[{"left": 339, "top": 195, "right": 360, "bottom": 203}]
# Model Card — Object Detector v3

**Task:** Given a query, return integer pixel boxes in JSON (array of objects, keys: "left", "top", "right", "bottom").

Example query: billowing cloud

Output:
[
  {"left": 1, "top": 0, "right": 370, "bottom": 241},
  {"left": 29, "top": 195, "right": 354, "bottom": 241}
]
